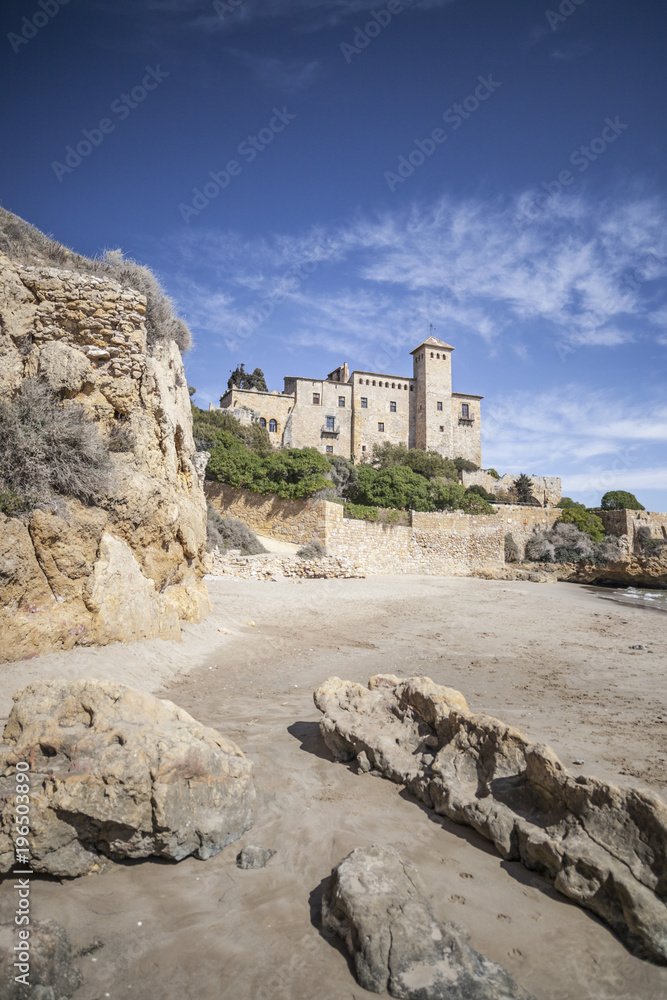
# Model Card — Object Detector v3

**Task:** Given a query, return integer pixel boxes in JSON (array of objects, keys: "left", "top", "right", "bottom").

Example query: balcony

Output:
[
  {"left": 321, "top": 423, "right": 340, "bottom": 437},
  {"left": 458, "top": 416, "right": 475, "bottom": 426}
]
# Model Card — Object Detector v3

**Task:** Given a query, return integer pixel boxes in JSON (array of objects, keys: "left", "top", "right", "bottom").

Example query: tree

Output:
[
  {"left": 227, "top": 364, "right": 268, "bottom": 392},
  {"left": 188, "top": 384, "right": 197, "bottom": 397},
  {"left": 556, "top": 497, "right": 585, "bottom": 509},
  {"left": 465, "top": 484, "right": 496, "bottom": 502},
  {"left": 600, "top": 490, "right": 645, "bottom": 511},
  {"left": 453, "top": 457, "right": 479, "bottom": 473},
  {"left": 558, "top": 507, "right": 605, "bottom": 543},
  {"left": 512, "top": 474, "right": 539, "bottom": 505}
]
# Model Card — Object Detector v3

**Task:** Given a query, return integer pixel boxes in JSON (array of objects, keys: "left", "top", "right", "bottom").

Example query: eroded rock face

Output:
[
  {"left": 0, "top": 920, "right": 83, "bottom": 1000},
  {"left": 314, "top": 675, "right": 667, "bottom": 964},
  {"left": 0, "top": 680, "right": 255, "bottom": 877},
  {"left": 0, "top": 251, "right": 210, "bottom": 662},
  {"left": 322, "top": 845, "right": 532, "bottom": 999}
]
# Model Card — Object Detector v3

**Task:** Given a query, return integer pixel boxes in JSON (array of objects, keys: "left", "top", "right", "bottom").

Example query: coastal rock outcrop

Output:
[
  {"left": 0, "top": 680, "right": 255, "bottom": 877},
  {"left": 322, "top": 844, "right": 532, "bottom": 999},
  {"left": 0, "top": 243, "right": 210, "bottom": 662},
  {"left": 0, "top": 920, "right": 83, "bottom": 1000},
  {"left": 314, "top": 675, "right": 667, "bottom": 963}
]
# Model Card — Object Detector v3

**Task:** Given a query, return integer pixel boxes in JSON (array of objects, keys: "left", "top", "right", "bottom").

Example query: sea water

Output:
[{"left": 588, "top": 585, "right": 667, "bottom": 613}]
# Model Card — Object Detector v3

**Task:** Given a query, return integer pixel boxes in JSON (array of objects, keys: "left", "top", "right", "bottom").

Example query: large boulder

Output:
[
  {"left": 315, "top": 675, "right": 667, "bottom": 964},
  {"left": 0, "top": 920, "right": 82, "bottom": 1000},
  {"left": 0, "top": 680, "right": 255, "bottom": 877},
  {"left": 323, "top": 845, "right": 532, "bottom": 999}
]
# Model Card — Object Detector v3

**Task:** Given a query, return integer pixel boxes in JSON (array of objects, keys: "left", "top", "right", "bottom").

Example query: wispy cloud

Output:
[
  {"left": 227, "top": 50, "right": 320, "bottom": 91},
  {"left": 165, "top": 190, "right": 667, "bottom": 361}
]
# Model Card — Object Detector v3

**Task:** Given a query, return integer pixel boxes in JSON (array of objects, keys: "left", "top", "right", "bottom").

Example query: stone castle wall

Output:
[
  {"left": 462, "top": 470, "right": 562, "bottom": 507},
  {"left": 205, "top": 482, "right": 328, "bottom": 545},
  {"left": 599, "top": 509, "right": 667, "bottom": 547}
]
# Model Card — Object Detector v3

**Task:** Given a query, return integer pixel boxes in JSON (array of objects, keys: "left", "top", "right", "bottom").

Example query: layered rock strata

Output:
[
  {"left": 0, "top": 680, "right": 255, "bottom": 877},
  {"left": 0, "top": 253, "right": 210, "bottom": 660},
  {"left": 314, "top": 675, "right": 667, "bottom": 963},
  {"left": 323, "top": 844, "right": 532, "bottom": 999}
]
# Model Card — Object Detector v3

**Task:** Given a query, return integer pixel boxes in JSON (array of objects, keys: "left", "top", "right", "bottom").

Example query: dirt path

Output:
[{"left": 1, "top": 576, "right": 666, "bottom": 1000}]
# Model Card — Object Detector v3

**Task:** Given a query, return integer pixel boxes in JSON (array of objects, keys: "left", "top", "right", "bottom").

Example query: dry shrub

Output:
[
  {"left": 0, "top": 380, "right": 114, "bottom": 512},
  {"left": 296, "top": 539, "right": 327, "bottom": 560},
  {"left": 205, "top": 502, "right": 266, "bottom": 554}
]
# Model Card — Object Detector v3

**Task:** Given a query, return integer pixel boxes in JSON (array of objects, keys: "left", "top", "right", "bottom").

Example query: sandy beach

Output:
[{"left": 1, "top": 575, "right": 666, "bottom": 1000}]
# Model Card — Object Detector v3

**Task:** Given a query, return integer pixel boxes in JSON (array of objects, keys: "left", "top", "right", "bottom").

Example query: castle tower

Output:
[{"left": 411, "top": 337, "right": 454, "bottom": 456}]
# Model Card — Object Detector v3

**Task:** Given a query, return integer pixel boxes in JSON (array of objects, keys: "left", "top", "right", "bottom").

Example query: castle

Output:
[{"left": 214, "top": 336, "right": 483, "bottom": 465}]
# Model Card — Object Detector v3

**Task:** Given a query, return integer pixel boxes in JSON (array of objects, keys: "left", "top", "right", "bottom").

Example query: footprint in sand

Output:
[
  {"left": 496, "top": 914, "right": 512, "bottom": 922},
  {"left": 458, "top": 872, "right": 474, "bottom": 879},
  {"left": 449, "top": 894, "right": 466, "bottom": 905}
]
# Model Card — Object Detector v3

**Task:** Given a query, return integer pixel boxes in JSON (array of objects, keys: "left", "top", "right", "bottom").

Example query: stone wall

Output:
[
  {"left": 598, "top": 509, "right": 667, "bottom": 549},
  {"left": 0, "top": 251, "right": 210, "bottom": 663},
  {"left": 323, "top": 504, "right": 504, "bottom": 575},
  {"left": 208, "top": 551, "right": 364, "bottom": 580},
  {"left": 491, "top": 505, "right": 563, "bottom": 558},
  {"left": 205, "top": 482, "right": 328, "bottom": 545},
  {"left": 462, "top": 470, "right": 562, "bottom": 507}
]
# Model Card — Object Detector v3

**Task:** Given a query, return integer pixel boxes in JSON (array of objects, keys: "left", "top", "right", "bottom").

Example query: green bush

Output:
[
  {"left": 504, "top": 534, "right": 519, "bottom": 563},
  {"left": 556, "top": 497, "right": 585, "bottom": 509},
  {"left": 0, "top": 489, "right": 24, "bottom": 516},
  {"left": 344, "top": 503, "right": 379, "bottom": 522},
  {"left": 453, "top": 457, "right": 479, "bottom": 473},
  {"left": 466, "top": 484, "right": 496, "bottom": 502},
  {"left": 349, "top": 464, "right": 436, "bottom": 511},
  {"left": 600, "top": 490, "right": 645, "bottom": 510},
  {"left": 205, "top": 502, "right": 266, "bottom": 554},
  {"left": 192, "top": 406, "right": 273, "bottom": 458},
  {"left": 385, "top": 509, "right": 404, "bottom": 524},
  {"left": 557, "top": 507, "right": 605, "bottom": 543},
  {"left": 327, "top": 455, "right": 358, "bottom": 496},
  {"left": 487, "top": 468, "right": 500, "bottom": 479},
  {"left": 296, "top": 539, "right": 327, "bottom": 559},
  {"left": 207, "top": 438, "right": 331, "bottom": 500},
  {"left": 0, "top": 380, "right": 113, "bottom": 512},
  {"left": 460, "top": 492, "right": 495, "bottom": 515}
]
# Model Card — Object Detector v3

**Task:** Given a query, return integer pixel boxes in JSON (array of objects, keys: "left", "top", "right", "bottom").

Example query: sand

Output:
[{"left": 1, "top": 575, "right": 666, "bottom": 1000}]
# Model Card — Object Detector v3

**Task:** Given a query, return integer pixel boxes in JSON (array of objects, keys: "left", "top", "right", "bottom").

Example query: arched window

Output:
[
  {"left": 391, "top": 382, "right": 395, "bottom": 388},
  {"left": 259, "top": 418, "right": 266, "bottom": 428},
  {"left": 269, "top": 419, "right": 278, "bottom": 433}
]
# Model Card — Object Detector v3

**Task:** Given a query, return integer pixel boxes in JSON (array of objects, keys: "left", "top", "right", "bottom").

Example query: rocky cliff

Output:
[{"left": 0, "top": 239, "right": 210, "bottom": 662}]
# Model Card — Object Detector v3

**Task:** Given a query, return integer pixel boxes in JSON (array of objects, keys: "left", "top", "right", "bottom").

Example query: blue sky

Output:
[{"left": 2, "top": 0, "right": 666, "bottom": 509}]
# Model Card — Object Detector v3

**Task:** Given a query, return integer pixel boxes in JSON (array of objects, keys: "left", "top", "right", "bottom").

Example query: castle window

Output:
[
  {"left": 410, "top": 385, "right": 414, "bottom": 391},
  {"left": 361, "top": 445, "right": 366, "bottom": 452},
  {"left": 338, "top": 396, "right": 345, "bottom": 407},
  {"left": 312, "top": 392, "right": 320, "bottom": 405},
  {"left": 361, "top": 397, "right": 368, "bottom": 408},
  {"left": 390, "top": 401, "right": 396, "bottom": 412},
  {"left": 392, "top": 383, "right": 395, "bottom": 388},
  {"left": 378, "top": 422, "right": 384, "bottom": 432},
  {"left": 366, "top": 379, "right": 370, "bottom": 385},
  {"left": 372, "top": 380, "right": 376, "bottom": 386},
  {"left": 440, "top": 425, "right": 445, "bottom": 432},
  {"left": 385, "top": 382, "right": 390, "bottom": 388},
  {"left": 259, "top": 418, "right": 266, "bottom": 428},
  {"left": 325, "top": 445, "right": 333, "bottom": 453},
  {"left": 430, "top": 352, "right": 434, "bottom": 358},
  {"left": 461, "top": 403, "right": 469, "bottom": 418},
  {"left": 436, "top": 353, "right": 440, "bottom": 359},
  {"left": 269, "top": 419, "right": 277, "bottom": 433},
  {"left": 437, "top": 401, "right": 443, "bottom": 411},
  {"left": 326, "top": 416, "right": 335, "bottom": 430}
]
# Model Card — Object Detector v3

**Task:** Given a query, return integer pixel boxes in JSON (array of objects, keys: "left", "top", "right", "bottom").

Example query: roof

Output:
[
  {"left": 351, "top": 370, "right": 414, "bottom": 381},
  {"left": 410, "top": 336, "right": 455, "bottom": 354},
  {"left": 452, "top": 392, "right": 484, "bottom": 400}
]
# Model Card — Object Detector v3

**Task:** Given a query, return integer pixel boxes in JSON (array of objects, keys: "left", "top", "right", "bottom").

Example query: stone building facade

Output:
[{"left": 214, "top": 336, "right": 483, "bottom": 465}]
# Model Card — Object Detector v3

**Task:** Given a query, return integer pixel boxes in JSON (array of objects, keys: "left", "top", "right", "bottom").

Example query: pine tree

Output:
[
  {"left": 249, "top": 367, "right": 268, "bottom": 392},
  {"left": 513, "top": 473, "right": 537, "bottom": 505}
]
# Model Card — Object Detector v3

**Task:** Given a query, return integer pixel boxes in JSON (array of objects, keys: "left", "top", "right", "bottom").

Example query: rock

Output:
[
  {"left": 0, "top": 920, "right": 83, "bottom": 1000},
  {"left": 314, "top": 675, "right": 667, "bottom": 964},
  {"left": 0, "top": 679, "right": 255, "bottom": 877},
  {"left": 0, "top": 247, "right": 211, "bottom": 663},
  {"left": 236, "top": 845, "right": 276, "bottom": 869},
  {"left": 322, "top": 845, "right": 532, "bottom": 999}
]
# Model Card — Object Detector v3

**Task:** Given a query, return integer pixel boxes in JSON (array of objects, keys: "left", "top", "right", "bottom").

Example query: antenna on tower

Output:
[{"left": 429, "top": 323, "right": 436, "bottom": 334}]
